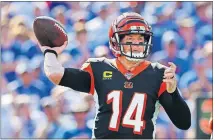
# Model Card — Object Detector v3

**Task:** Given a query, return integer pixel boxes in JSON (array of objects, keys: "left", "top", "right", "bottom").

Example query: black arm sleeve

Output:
[
  {"left": 59, "top": 68, "right": 91, "bottom": 93},
  {"left": 159, "top": 88, "right": 191, "bottom": 130}
]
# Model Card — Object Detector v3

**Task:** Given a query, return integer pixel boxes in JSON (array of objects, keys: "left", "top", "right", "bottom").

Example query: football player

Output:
[{"left": 40, "top": 12, "right": 191, "bottom": 139}]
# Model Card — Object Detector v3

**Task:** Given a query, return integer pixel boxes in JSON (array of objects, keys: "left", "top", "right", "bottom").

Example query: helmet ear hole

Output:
[
  {"left": 112, "top": 42, "right": 116, "bottom": 47},
  {"left": 110, "top": 37, "right": 119, "bottom": 52},
  {"left": 111, "top": 37, "right": 116, "bottom": 46}
]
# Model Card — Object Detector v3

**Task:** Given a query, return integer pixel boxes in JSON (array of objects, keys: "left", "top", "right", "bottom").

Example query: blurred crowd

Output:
[{"left": 1, "top": 1, "right": 212, "bottom": 139}]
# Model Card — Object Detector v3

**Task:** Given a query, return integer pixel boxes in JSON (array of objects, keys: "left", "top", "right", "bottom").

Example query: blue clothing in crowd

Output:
[{"left": 63, "top": 126, "right": 92, "bottom": 139}]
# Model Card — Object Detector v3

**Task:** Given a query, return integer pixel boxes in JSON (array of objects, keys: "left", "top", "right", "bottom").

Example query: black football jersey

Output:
[{"left": 81, "top": 57, "right": 167, "bottom": 139}]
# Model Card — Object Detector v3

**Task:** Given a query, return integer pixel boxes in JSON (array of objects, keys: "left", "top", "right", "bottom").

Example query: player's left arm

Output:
[{"left": 158, "top": 62, "right": 191, "bottom": 130}]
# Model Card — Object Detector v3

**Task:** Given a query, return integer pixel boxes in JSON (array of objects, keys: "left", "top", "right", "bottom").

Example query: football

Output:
[{"left": 33, "top": 16, "right": 68, "bottom": 48}]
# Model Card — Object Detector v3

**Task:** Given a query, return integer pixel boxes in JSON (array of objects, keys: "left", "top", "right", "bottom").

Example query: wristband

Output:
[{"left": 44, "top": 49, "right": 58, "bottom": 57}]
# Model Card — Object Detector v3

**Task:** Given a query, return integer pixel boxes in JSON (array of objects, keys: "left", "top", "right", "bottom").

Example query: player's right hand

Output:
[{"left": 39, "top": 41, "right": 68, "bottom": 55}]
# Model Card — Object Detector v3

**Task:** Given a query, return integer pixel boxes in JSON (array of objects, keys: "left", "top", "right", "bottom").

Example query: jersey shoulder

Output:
[
  {"left": 85, "top": 57, "right": 107, "bottom": 63},
  {"left": 85, "top": 57, "right": 115, "bottom": 67},
  {"left": 81, "top": 57, "right": 114, "bottom": 70},
  {"left": 149, "top": 62, "right": 168, "bottom": 84},
  {"left": 150, "top": 62, "right": 168, "bottom": 73}
]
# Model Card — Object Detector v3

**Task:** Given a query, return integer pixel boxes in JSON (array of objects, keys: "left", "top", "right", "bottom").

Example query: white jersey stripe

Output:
[
  {"left": 152, "top": 101, "right": 161, "bottom": 139},
  {"left": 92, "top": 90, "right": 99, "bottom": 139}
]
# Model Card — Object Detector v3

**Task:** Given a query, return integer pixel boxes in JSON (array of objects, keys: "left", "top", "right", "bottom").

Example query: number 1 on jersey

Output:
[
  {"left": 107, "top": 90, "right": 123, "bottom": 131},
  {"left": 107, "top": 90, "right": 147, "bottom": 135}
]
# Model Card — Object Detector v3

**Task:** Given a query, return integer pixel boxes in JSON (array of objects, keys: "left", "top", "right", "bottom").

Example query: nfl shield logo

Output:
[{"left": 124, "top": 72, "right": 133, "bottom": 80}]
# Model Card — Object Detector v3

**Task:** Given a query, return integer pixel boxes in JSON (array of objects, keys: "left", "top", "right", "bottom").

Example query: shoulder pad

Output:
[
  {"left": 81, "top": 57, "right": 107, "bottom": 70},
  {"left": 151, "top": 62, "right": 168, "bottom": 70},
  {"left": 85, "top": 57, "right": 106, "bottom": 63}
]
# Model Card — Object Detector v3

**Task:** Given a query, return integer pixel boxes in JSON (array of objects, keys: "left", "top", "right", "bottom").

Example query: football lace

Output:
[{"left": 54, "top": 23, "right": 67, "bottom": 37}]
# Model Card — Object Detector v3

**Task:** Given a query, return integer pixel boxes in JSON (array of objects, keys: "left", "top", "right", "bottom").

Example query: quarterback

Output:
[{"left": 40, "top": 12, "right": 191, "bottom": 139}]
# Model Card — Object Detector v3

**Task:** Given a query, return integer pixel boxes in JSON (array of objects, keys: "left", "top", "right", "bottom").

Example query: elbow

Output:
[
  {"left": 47, "top": 73, "right": 63, "bottom": 85},
  {"left": 43, "top": 52, "right": 65, "bottom": 85},
  {"left": 179, "top": 118, "right": 191, "bottom": 130},
  {"left": 176, "top": 110, "right": 191, "bottom": 130},
  {"left": 184, "top": 112, "right": 191, "bottom": 130},
  {"left": 174, "top": 118, "right": 191, "bottom": 130},
  {"left": 44, "top": 65, "right": 64, "bottom": 85}
]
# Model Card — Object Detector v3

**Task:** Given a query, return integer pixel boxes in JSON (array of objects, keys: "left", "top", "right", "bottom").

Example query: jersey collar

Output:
[{"left": 115, "top": 58, "right": 151, "bottom": 80}]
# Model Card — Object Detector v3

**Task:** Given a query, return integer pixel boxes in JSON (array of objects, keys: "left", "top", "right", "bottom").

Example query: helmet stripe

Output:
[
  {"left": 118, "top": 17, "right": 146, "bottom": 27},
  {"left": 118, "top": 20, "right": 149, "bottom": 29}
]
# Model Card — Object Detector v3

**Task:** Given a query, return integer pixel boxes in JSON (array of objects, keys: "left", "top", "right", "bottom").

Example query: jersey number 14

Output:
[{"left": 107, "top": 90, "right": 147, "bottom": 135}]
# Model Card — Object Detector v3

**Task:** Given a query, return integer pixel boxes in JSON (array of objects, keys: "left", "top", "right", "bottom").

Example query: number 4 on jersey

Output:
[{"left": 107, "top": 90, "right": 147, "bottom": 135}]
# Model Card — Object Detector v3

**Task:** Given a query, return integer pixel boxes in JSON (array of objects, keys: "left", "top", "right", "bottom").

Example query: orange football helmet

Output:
[{"left": 109, "top": 12, "right": 153, "bottom": 59}]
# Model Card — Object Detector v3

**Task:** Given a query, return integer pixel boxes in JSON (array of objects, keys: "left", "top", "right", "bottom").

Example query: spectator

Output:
[
  {"left": 8, "top": 58, "right": 47, "bottom": 98},
  {"left": 35, "top": 96, "right": 66, "bottom": 138},
  {"left": 32, "top": 2, "right": 49, "bottom": 18},
  {"left": 156, "top": 124, "right": 169, "bottom": 139},
  {"left": 179, "top": 53, "right": 212, "bottom": 99},
  {"left": 203, "top": 41, "right": 212, "bottom": 70},
  {"left": 66, "top": 21, "right": 93, "bottom": 68},
  {"left": 86, "top": 2, "right": 111, "bottom": 46},
  {"left": 63, "top": 101, "right": 92, "bottom": 139},
  {"left": 173, "top": 2, "right": 196, "bottom": 20},
  {"left": 51, "top": 5, "right": 72, "bottom": 31},
  {"left": 51, "top": 86, "right": 78, "bottom": 130},
  {"left": 194, "top": 2, "right": 212, "bottom": 47},
  {"left": 151, "top": 30, "right": 189, "bottom": 77},
  {"left": 1, "top": 18, "right": 22, "bottom": 82},
  {"left": 11, "top": 94, "right": 45, "bottom": 138},
  {"left": 46, "top": 1, "right": 70, "bottom": 11},
  {"left": 106, "top": 2, "right": 120, "bottom": 22},
  {"left": 65, "top": 2, "right": 90, "bottom": 23},
  {"left": 1, "top": 93, "right": 16, "bottom": 138},
  {"left": 142, "top": 2, "right": 178, "bottom": 53},
  {"left": 83, "top": 94, "right": 96, "bottom": 121},
  {"left": 1, "top": 76, "right": 10, "bottom": 94},
  {"left": 194, "top": 2, "right": 212, "bottom": 29},
  {"left": 93, "top": 45, "right": 112, "bottom": 58},
  {"left": 29, "top": 55, "right": 53, "bottom": 96},
  {"left": 177, "top": 17, "right": 200, "bottom": 59}
]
